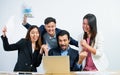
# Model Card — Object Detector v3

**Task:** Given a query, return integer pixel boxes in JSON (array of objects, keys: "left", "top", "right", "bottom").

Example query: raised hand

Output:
[
  {"left": 22, "top": 15, "right": 27, "bottom": 25},
  {"left": 80, "top": 39, "right": 89, "bottom": 49},
  {"left": 2, "top": 26, "right": 7, "bottom": 37}
]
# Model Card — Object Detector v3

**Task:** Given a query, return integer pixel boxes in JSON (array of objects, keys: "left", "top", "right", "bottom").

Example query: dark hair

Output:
[
  {"left": 83, "top": 13, "right": 97, "bottom": 46},
  {"left": 57, "top": 30, "right": 70, "bottom": 44},
  {"left": 44, "top": 17, "right": 56, "bottom": 25},
  {"left": 25, "top": 25, "right": 42, "bottom": 50}
]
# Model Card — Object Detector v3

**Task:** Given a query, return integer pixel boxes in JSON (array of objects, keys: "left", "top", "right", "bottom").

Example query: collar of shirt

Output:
[
  {"left": 60, "top": 46, "right": 70, "bottom": 56},
  {"left": 47, "top": 33, "right": 56, "bottom": 39}
]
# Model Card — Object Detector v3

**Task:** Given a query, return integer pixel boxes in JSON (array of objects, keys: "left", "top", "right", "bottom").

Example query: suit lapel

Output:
[
  {"left": 68, "top": 48, "right": 79, "bottom": 62},
  {"left": 67, "top": 48, "right": 73, "bottom": 57},
  {"left": 67, "top": 48, "right": 77, "bottom": 61},
  {"left": 24, "top": 40, "right": 33, "bottom": 61},
  {"left": 54, "top": 48, "right": 61, "bottom": 55}
]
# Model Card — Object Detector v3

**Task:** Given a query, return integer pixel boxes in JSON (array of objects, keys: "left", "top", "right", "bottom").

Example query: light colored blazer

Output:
[{"left": 78, "top": 33, "right": 109, "bottom": 71}]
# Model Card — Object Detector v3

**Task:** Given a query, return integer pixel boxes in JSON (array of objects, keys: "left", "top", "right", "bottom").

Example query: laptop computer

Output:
[{"left": 43, "top": 56, "right": 70, "bottom": 73}]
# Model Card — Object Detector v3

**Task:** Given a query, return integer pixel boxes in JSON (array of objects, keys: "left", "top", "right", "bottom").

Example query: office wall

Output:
[{"left": 0, "top": 0, "right": 120, "bottom": 72}]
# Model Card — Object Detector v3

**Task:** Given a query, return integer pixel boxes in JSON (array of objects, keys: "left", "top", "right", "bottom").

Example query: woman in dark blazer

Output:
[{"left": 1, "top": 25, "right": 43, "bottom": 72}]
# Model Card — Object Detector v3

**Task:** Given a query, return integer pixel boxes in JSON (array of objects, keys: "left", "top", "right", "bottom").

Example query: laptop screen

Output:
[{"left": 43, "top": 56, "right": 70, "bottom": 73}]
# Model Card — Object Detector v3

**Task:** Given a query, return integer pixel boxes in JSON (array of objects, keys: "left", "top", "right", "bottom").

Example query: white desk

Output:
[{"left": 0, "top": 71, "right": 120, "bottom": 75}]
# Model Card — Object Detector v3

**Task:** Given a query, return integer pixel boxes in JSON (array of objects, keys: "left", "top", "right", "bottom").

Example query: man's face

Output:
[
  {"left": 45, "top": 22, "right": 56, "bottom": 37},
  {"left": 58, "top": 34, "right": 70, "bottom": 50}
]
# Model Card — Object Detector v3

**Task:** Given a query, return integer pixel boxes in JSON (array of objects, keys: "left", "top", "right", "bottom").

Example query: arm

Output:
[
  {"left": 1, "top": 27, "right": 19, "bottom": 51},
  {"left": 40, "top": 44, "right": 49, "bottom": 56},
  {"left": 81, "top": 39, "right": 96, "bottom": 55},
  {"left": 77, "top": 51, "right": 88, "bottom": 64},
  {"left": 32, "top": 44, "right": 49, "bottom": 67},
  {"left": 80, "top": 33, "right": 104, "bottom": 56},
  {"left": 22, "top": 15, "right": 32, "bottom": 29},
  {"left": 1, "top": 36, "right": 18, "bottom": 51},
  {"left": 77, "top": 33, "right": 88, "bottom": 69},
  {"left": 23, "top": 23, "right": 32, "bottom": 29},
  {"left": 93, "top": 33, "right": 104, "bottom": 57},
  {"left": 72, "top": 52, "right": 82, "bottom": 71},
  {"left": 70, "top": 37, "right": 78, "bottom": 47}
]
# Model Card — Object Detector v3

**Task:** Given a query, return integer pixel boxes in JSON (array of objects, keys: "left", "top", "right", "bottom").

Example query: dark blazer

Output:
[
  {"left": 48, "top": 47, "right": 82, "bottom": 71},
  {"left": 24, "top": 23, "right": 78, "bottom": 47},
  {"left": 1, "top": 36, "right": 42, "bottom": 72}
]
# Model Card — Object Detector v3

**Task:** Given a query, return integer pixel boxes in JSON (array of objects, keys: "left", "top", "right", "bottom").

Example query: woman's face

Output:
[
  {"left": 83, "top": 19, "right": 90, "bottom": 34},
  {"left": 30, "top": 28, "right": 39, "bottom": 42}
]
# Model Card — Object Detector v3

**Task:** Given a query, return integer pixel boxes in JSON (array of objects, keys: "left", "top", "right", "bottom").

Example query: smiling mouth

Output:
[{"left": 33, "top": 37, "right": 38, "bottom": 40}]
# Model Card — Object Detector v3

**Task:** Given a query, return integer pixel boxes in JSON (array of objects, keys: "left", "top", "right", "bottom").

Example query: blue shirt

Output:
[
  {"left": 43, "top": 33, "right": 58, "bottom": 50},
  {"left": 60, "top": 47, "right": 69, "bottom": 56}
]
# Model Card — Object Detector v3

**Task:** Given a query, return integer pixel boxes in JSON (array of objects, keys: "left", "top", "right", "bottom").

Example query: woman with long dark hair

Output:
[
  {"left": 1, "top": 25, "right": 43, "bottom": 72},
  {"left": 78, "top": 14, "right": 109, "bottom": 71}
]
